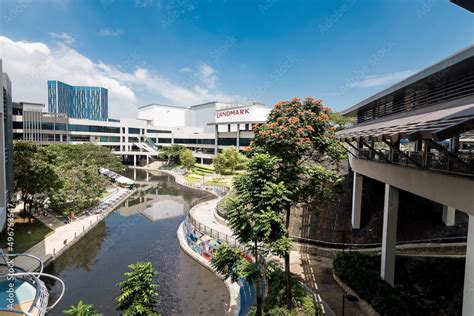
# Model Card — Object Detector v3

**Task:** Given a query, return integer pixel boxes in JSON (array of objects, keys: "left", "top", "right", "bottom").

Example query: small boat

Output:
[{"left": 0, "top": 251, "right": 65, "bottom": 315}]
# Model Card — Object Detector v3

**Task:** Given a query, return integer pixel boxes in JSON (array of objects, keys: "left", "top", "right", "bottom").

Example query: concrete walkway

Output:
[
  {"left": 188, "top": 197, "right": 368, "bottom": 315},
  {"left": 14, "top": 188, "right": 134, "bottom": 271}
]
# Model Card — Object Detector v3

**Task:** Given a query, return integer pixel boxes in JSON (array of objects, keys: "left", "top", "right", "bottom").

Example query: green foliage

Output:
[
  {"left": 213, "top": 146, "right": 247, "bottom": 175},
  {"left": 248, "top": 268, "right": 323, "bottom": 316},
  {"left": 46, "top": 143, "right": 125, "bottom": 172},
  {"left": 13, "top": 141, "right": 62, "bottom": 219},
  {"left": 63, "top": 300, "right": 102, "bottom": 316},
  {"left": 116, "top": 261, "right": 160, "bottom": 315},
  {"left": 329, "top": 112, "right": 356, "bottom": 131},
  {"left": 13, "top": 142, "right": 125, "bottom": 216},
  {"left": 45, "top": 144, "right": 121, "bottom": 214},
  {"left": 333, "top": 252, "right": 420, "bottom": 315},
  {"left": 179, "top": 149, "right": 196, "bottom": 170},
  {"left": 251, "top": 97, "right": 345, "bottom": 164},
  {"left": 212, "top": 153, "right": 292, "bottom": 315},
  {"left": 158, "top": 144, "right": 187, "bottom": 164}
]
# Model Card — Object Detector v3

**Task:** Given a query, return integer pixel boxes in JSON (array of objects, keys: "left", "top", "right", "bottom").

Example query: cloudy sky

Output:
[{"left": 0, "top": 0, "right": 472, "bottom": 118}]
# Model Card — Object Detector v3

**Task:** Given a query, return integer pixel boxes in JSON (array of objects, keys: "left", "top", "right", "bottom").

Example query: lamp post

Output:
[{"left": 342, "top": 293, "right": 359, "bottom": 316}]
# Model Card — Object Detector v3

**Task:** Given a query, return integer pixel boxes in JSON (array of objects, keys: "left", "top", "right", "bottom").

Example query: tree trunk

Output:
[
  {"left": 285, "top": 207, "right": 292, "bottom": 310},
  {"left": 254, "top": 239, "right": 263, "bottom": 316}
]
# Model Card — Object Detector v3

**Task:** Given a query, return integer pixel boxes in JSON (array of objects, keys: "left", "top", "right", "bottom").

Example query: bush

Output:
[
  {"left": 179, "top": 149, "right": 196, "bottom": 170},
  {"left": 249, "top": 268, "right": 323, "bottom": 316},
  {"left": 213, "top": 147, "right": 247, "bottom": 175},
  {"left": 333, "top": 252, "right": 464, "bottom": 315}
]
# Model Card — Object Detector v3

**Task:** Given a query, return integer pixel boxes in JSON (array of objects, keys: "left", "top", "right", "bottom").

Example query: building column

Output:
[
  {"left": 351, "top": 172, "right": 363, "bottom": 229},
  {"left": 463, "top": 215, "right": 474, "bottom": 316},
  {"left": 133, "top": 155, "right": 136, "bottom": 168},
  {"left": 381, "top": 184, "right": 399, "bottom": 286},
  {"left": 146, "top": 154, "right": 149, "bottom": 167},
  {"left": 214, "top": 125, "right": 219, "bottom": 155},
  {"left": 442, "top": 206, "right": 456, "bottom": 226},
  {"left": 236, "top": 123, "right": 240, "bottom": 148}
]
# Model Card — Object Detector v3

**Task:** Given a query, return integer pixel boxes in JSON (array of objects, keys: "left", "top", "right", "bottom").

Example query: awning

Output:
[{"left": 337, "top": 96, "right": 474, "bottom": 142}]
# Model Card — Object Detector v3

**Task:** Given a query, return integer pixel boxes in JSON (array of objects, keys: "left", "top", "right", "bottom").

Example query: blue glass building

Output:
[{"left": 48, "top": 80, "right": 108, "bottom": 121}]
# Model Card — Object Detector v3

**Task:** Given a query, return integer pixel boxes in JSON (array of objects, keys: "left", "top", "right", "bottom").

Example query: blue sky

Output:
[{"left": 0, "top": 0, "right": 472, "bottom": 118}]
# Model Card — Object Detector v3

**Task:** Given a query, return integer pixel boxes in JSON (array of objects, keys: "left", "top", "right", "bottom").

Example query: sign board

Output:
[{"left": 215, "top": 107, "right": 252, "bottom": 123}]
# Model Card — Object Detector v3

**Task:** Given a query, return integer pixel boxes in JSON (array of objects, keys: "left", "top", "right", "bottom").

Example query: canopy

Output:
[{"left": 337, "top": 96, "right": 474, "bottom": 142}]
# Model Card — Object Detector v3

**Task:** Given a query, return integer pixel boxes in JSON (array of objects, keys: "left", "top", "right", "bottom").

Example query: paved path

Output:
[
  {"left": 188, "top": 196, "right": 368, "bottom": 315},
  {"left": 14, "top": 188, "right": 134, "bottom": 271}
]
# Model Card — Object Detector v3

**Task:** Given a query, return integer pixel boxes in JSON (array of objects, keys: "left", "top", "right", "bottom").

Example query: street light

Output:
[{"left": 342, "top": 293, "right": 359, "bottom": 316}]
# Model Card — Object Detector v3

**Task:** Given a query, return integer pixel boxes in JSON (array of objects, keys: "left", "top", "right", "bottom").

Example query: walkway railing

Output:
[{"left": 187, "top": 214, "right": 242, "bottom": 249}]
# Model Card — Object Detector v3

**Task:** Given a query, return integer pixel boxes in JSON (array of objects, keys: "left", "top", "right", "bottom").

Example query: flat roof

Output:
[
  {"left": 138, "top": 103, "right": 189, "bottom": 110},
  {"left": 342, "top": 45, "right": 474, "bottom": 116}
]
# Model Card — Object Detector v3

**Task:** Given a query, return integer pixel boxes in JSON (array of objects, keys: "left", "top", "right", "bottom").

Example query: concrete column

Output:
[
  {"left": 214, "top": 125, "right": 219, "bottom": 155},
  {"left": 463, "top": 215, "right": 474, "bottom": 316},
  {"left": 236, "top": 123, "right": 240, "bottom": 148},
  {"left": 133, "top": 155, "right": 136, "bottom": 168},
  {"left": 351, "top": 172, "right": 363, "bottom": 229},
  {"left": 442, "top": 206, "right": 456, "bottom": 226},
  {"left": 146, "top": 155, "right": 149, "bottom": 167},
  {"left": 381, "top": 184, "right": 399, "bottom": 286}
]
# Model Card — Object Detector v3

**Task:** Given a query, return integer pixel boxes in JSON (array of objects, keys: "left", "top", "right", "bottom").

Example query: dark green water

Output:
[{"left": 45, "top": 169, "right": 229, "bottom": 315}]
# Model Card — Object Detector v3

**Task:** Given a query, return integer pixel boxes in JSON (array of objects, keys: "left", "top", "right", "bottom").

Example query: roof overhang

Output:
[
  {"left": 337, "top": 96, "right": 474, "bottom": 142},
  {"left": 341, "top": 45, "right": 474, "bottom": 116}
]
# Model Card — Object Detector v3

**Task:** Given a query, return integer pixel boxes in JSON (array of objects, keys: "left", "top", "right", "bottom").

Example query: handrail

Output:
[
  {"left": 2, "top": 253, "right": 44, "bottom": 274},
  {"left": 11, "top": 272, "right": 65, "bottom": 311}
]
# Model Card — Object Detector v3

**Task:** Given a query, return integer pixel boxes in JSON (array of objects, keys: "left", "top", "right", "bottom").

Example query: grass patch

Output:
[
  {"left": 333, "top": 252, "right": 464, "bottom": 315},
  {"left": 185, "top": 175, "right": 201, "bottom": 183},
  {"left": 249, "top": 268, "right": 323, "bottom": 315},
  {"left": 0, "top": 218, "right": 53, "bottom": 253}
]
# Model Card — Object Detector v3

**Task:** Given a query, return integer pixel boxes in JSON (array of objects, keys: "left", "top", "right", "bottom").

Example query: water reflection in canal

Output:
[{"left": 45, "top": 169, "right": 229, "bottom": 315}]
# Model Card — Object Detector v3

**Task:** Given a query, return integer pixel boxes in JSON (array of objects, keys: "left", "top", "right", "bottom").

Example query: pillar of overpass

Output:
[
  {"left": 442, "top": 206, "right": 456, "bottom": 226},
  {"left": 351, "top": 172, "right": 363, "bottom": 229},
  {"left": 463, "top": 215, "right": 474, "bottom": 315},
  {"left": 381, "top": 184, "right": 399, "bottom": 286}
]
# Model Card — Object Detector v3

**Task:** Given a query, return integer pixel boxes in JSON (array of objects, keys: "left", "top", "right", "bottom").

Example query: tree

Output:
[
  {"left": 64, "top": 300, "right": 102, "bottom": 316},
  {"left": 158, "top": 144, "right": 187, "bottom": 164},
  {"left": 116, "top": 261, "right": 160, "bottom": 316},
  {"left": 179, "top": 149, "right": 196, "bottom": 170},
  {"left": 329, "top": 112, "right": 356, "bottom": 131},
  {"left": 212, "top": 154, "right": 291, "bottom": 316},
  {"left": 213, "top": 147, "right": 247, "bottom": 175},
  {"left": 46, "top": 143, "right": 125, "bottom": 172},
  {"left": 45, "top": 144, "right": 115, "bottom": 215},
  {"left": 13, "top": 141, "right": 61, "bottom": 221},
  {"left": 250, "top": 97, "right": 345, "bottom": 308}
]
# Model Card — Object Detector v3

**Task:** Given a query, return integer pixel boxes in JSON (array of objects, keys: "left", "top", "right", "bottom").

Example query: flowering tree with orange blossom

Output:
[{"left": 248, "top": 97, "right": 345, "bottom": 309}]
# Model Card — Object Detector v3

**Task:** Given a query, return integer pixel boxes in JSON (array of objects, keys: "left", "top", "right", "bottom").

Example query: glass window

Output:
[
  {"left": 218, "top": 138, "right": 237, "bottom": 146},
  {"left": 157, "top": 138, "right": 172, "bottom": 143},
  {"left": 147, "top": 129, "right": 172, "bottom": 134},
  {"left": 129, "top": 128, "right": 140, "bottom": 134}
]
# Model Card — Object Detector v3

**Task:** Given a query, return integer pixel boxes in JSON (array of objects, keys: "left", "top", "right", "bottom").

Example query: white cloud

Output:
[
  {"left": 197, "top": 63, "right": 217, "bottom": 89},
  {"left": 179, "top": 67, "right": 192, "bottom": 73},
  {"left": 48, "top": 32, "right": 75, "bottom": 45},
  {"left": 348, "top": 70, "right": 417, "bottom": 88},
  {"left": 98, "top": 28, "right": 123, "bottom": 37},
  {"left": 0, "top": 36, "right": 238, "bottom": 118}
]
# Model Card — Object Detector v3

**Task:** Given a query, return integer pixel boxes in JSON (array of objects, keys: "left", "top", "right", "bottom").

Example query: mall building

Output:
[{"left": 11, "top": 100, "right": 270, "bottom": 165}]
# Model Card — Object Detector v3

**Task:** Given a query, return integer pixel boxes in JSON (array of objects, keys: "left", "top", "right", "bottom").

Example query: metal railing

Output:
[{"left": 187, "top": 214, "right": 242, "bottom": 249}]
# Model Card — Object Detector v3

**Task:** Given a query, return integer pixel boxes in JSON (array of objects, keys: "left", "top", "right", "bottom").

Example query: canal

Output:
[{"left": 45, "top": 169, "right": 229, "bottom": 315}]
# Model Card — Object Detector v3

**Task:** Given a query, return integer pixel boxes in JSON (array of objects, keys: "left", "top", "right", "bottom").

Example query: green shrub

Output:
[
  {"left": 249, "top": 268, "right": 323, "bottom": 316},
  {"left": 333, "top": 252, "right": 464, "bottom": 315}
]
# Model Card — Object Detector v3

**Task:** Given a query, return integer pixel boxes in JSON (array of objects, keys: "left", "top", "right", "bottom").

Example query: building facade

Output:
[
  {"left": 337, "top": 45, "right": 474, "bottom": 315},
  {"left": 48, "top": 80, "right": 108, "bottom": 121},
  {"left": 12, "top": 100, "right": 270, "bottom": 165},
  {"left": 1, "top": 60, "right": 13, "bottom": 231}
]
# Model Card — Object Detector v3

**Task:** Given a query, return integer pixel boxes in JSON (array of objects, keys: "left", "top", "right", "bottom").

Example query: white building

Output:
[{"left": 12, "top": 100, "right": 270, "bottom": 166}]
